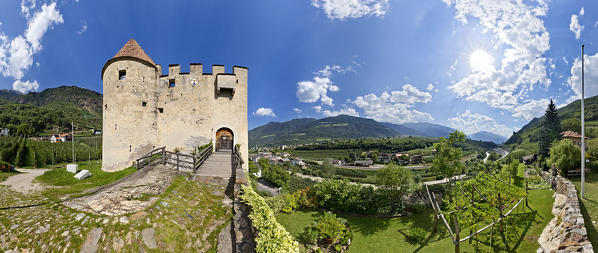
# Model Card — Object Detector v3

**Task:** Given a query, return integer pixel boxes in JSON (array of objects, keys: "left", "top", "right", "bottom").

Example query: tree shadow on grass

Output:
[
  {"left": 342, "top": 214, "right": 391, "bottom": 236},
  {"left": 579, "top": 197, "right": 598, "bottom": 250}
]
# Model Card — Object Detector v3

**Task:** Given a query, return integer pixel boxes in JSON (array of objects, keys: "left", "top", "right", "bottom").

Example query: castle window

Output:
[
  {"left": 158, "top": 108, "right": 164, "bottom": 113},
  {"left": 119, "top": 70, "right": 126, "bottom": 80},
  {"left": 115, "top": 124, "right": 117, "bottom": 130},
  {"left": 105, "top": 104, "right": 107, "bottom": 110},
  {"left": 169, "top": 79, "right": 176, "bottom": 87},
  {"left": 142, "top": 101, "right": 147, "bottom": 107}
]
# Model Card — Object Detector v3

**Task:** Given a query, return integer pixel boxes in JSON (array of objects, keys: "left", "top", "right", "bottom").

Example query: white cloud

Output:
[
  {"left": 293, "top": 108, "right": 302, "bottom": 113},
  {"left": 12, "top": 79, "right": 38, "bottom": 93},
  {"left": 296, "top": 65, "right": 351, "bottom": 106},
  {"left": 512, "top": 99, "right": 549, "bottom": 121},
  {"left": 312, "top": 0, "right": 389, "bottom": 20},
  {"left": 443, "top": 0, "right": 552, "bottom": 114},
  {"left": 562, "top": 56, "right": 568, "bottom": 65},
  {"left": 77, "top": 21, "right": 87, "bottom": 35},
  {"left": 314, "top": 105, "right": 360, "bottom": 117},
  {"left": 449, "top": 110, "right": 515, "bottom": 138},
  {"left": 580, "top": 7, "right": 584, "bottom": 16},
  {"left": 5, "top": 36, "right": 33, "bottom": 80},
  {"left": 427, "top": 83, "right": 434, "bottom": 91},
  {"left": 594, "top": 21, "right": 598, "bottom": 28},
  {"left": 0, "top": 2, "right": 63, "bottom": 91},
  {"left": 352, "top": 84, "right": 433, "bottom": 124},
  {"left": 253, "top": 108, "right": 276, "bottom": 117},
  {"left": 447, "top": 59, "right": 458, "bottom": 76},
  {"left": 567, "top": 53, "right": 598, "bottom": 102},
  {"left": 21, "top": 0, "right": 36, "bottom": 20},
  {"left": 25, "top": 2, "right": 63, "bottom": 51},
  {"left": 570, "top": 14, "right": 583, "bottom": 40}
]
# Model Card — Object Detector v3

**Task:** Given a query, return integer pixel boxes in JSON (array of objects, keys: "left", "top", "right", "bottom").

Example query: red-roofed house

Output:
[{"left": 561, "top": 131, "right": 588, "bottom": 147}]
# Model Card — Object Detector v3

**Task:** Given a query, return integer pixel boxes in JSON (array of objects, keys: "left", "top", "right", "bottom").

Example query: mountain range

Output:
[
  {"left": 249, "top": 114, "right": 506, "bottom": 147},
  {"left": 468, "top": 131, "right": 507, "bottom": 144},
  {"left": 0, "top": 86, "right": 102, "bottom": 113}
]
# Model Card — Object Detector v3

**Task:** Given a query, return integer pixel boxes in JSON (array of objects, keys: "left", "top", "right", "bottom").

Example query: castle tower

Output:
[{"left": 101, "top": 39, "right": 248, "bottom": 172}]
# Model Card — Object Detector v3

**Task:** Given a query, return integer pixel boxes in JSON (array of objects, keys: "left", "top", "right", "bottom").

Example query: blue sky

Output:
[{"left": 0, "top": 0, "right": 596, "bottom": 136}]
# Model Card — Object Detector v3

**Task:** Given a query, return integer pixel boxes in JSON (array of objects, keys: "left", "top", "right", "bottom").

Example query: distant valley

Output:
[{"left": 249, "top": 114, "right": 506, "bottom": 147}]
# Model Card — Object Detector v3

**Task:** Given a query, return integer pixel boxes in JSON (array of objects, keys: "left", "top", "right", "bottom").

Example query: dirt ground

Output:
[{"left": 0, "top": 169, "right": 49, "bottom": 193}]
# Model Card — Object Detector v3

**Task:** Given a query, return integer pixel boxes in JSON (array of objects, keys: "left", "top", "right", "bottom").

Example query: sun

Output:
[{"left": 469, "top": 49, "right": 494, "bottom": 73}]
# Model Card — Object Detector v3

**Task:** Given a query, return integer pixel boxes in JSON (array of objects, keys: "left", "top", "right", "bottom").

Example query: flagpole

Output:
[{"left": 581, "top": 44, "right": 585, "bottom": 199}]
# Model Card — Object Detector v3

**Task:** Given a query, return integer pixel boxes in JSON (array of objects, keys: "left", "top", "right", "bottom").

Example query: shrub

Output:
[
  {"left": 312, "top": 179, "right": 392, "bottom": 214},
  {"left": 407, "top": 227, "right": 427, "bottom": 244},
  {"left": 298, "top": 226, "right": 319, "bottom": 245},
  {"left": 239, "top": 185, "right": 299, "bottom": 253},
  {"left": 405, "top": 203, "right": 426, "bottom": 214},
  {"left": 316, "top": 212, "right": 347, "bottom": 244},
  {"left": 0, "top": 160, "right": 11, "bottom": 172},
  {"left": 263, "top": 164, "right": 290, "bottom": 187}
]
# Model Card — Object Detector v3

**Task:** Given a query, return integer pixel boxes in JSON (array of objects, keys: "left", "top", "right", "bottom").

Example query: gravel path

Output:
[{"left": 0, "top": 168, "right": 49, "bottom": 193}]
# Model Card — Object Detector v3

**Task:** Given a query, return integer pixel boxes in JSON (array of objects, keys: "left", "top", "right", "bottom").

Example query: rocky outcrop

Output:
[
  {"left": 65, "top": 164, "right": 176, "bottom": 216},
  {"left": 537, "top": 172, "right": 593, "bottom": 253}
]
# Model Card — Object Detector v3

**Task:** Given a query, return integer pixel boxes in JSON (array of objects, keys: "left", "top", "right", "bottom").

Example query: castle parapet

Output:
[
  {"left": 217, "top": 74, "right": 237, "bottom": 95},
  {"left": 168, "top": 64, "right": 180, "bottom": 77}
]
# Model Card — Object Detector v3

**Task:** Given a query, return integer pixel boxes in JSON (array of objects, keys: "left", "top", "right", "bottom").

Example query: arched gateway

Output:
[{"left": 216, "top": 128, "right": 234, "bottom": 151}]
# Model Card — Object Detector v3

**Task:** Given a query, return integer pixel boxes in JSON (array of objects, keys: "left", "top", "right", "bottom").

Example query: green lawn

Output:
[
  {"left": 35, "top": 160, "right": 136, "bottom": 199},
  {"left": 291, "top": 149, "right": 356, "bottom": 161},
  {"left": 572, "top": 173, "right": 598, "bottom": 249},
  {"left": 276, "top": 189, "right": 553, "bottom": 253}
]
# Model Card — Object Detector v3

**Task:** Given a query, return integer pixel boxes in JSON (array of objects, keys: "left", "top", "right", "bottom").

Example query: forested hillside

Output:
[
  {"left": 0, "top": 86, "right": 102, "bottom": 135},
  {"left": 505, "top": 95, "right": 598, "bottom": 151}
]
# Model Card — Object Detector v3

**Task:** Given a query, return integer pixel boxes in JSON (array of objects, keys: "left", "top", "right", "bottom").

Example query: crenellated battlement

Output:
[{"left": 155, "top": 63, "right": 247, "bottom": 92}]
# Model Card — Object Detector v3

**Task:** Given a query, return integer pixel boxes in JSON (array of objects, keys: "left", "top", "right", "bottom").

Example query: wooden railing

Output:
[
  {"left": 135, "top": 146, "right": 166, "bottom": 169},
  {"left": 194, "top": 144, "right": 213, "bottom": 172},
  {"left": 134, "top": 143, "right": 213, "bottom": 173}
]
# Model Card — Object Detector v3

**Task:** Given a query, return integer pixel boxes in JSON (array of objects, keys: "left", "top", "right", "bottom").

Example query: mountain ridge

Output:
[{"left": 249, "top": 115, "right": 460, "bottom": 147}]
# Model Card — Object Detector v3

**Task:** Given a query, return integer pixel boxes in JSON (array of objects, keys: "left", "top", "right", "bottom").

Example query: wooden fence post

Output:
[
  {"left": 469, "top": 185, "right": 474, "bottom": 244},
  {"left": 176, "top": 153, "right": 180, "bottom": 171},
  {"left": 453, "top": 213, "right": 460, "bottom": 253}
]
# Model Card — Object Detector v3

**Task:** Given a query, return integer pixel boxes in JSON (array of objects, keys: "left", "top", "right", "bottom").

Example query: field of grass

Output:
[
  {"left": 290, "top": 149, "right": 356, "bottom": 161},
  {"left": 35, "top": 160, "right": 136, "bottom": 199},
  {"left": 572, "top": 173, "right": 598, "bottom": 249},
  {"left": 276, "top": 189, "right": 553, "bottom": 252}
]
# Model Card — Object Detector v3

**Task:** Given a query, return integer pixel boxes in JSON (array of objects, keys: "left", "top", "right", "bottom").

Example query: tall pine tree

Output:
[{"left": 538, "top": 99, "right": 561, "bottom": 158}]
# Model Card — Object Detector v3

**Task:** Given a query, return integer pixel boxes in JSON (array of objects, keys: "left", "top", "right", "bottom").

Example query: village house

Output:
[
  {"left": 561, "top": 131, "right": 588, "bottom": 148},
  {"left": 410, "top": 155, "right": 423, "bottom": 164},
  {"left": 354, "top": 159, "right": 373, "bottom": 167},
  {"left": 522, "top": 154, "right": 536, "bottom": 165},
  {"left": 50, "top": 133, "right": 72, "bottom": 143}
]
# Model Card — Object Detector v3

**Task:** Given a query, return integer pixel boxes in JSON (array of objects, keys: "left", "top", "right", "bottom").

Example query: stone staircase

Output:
[{"left": 193, "top": 151, "right": 233, "bottom": 187}]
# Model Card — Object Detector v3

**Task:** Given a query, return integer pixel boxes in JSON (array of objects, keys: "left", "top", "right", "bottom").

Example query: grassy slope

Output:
[
  {"left": 35, "top": 160, "right": 135, "bottom": 199},
  {"left": 276, "top": 189, "right": 553, "bottom": 252},
  {"left": 572, "top": 173, "right": 598, "bottom": 249}
]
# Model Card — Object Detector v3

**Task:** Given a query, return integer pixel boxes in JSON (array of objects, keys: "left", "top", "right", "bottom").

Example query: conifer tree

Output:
[{"left": 538, "top": 99, "right": 561, "bottom": 158}]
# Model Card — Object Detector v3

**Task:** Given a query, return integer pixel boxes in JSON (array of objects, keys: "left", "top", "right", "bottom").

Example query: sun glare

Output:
[{"left": 469, "top": 49, "right": 494, "bottom": 73}]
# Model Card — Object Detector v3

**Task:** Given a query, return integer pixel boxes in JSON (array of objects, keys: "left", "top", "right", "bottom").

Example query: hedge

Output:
[{"left": 240, "top": 185, "right": 299, "bottom": 253}]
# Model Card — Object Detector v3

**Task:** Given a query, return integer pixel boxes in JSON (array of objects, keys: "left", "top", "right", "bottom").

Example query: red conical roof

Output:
[{"left": 112, "top": 39, "right": 155, "bottom": 65}]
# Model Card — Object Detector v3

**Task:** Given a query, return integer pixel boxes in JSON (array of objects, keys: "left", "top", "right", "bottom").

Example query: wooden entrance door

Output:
[{"left": 216, "top": 128, "right": 233, "bottom": 151}]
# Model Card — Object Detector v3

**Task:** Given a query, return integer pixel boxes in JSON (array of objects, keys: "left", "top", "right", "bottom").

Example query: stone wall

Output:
[{"left": 537, "top": 172, "right": 593, "bottom": 253}]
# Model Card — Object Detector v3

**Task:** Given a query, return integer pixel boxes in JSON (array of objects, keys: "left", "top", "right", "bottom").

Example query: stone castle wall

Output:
[
  {"left": 102, "top": 59, "right": 248, "bottom": 172},
  {"left": 537, "top": 172, "right": 593, "bottom": 253}
]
